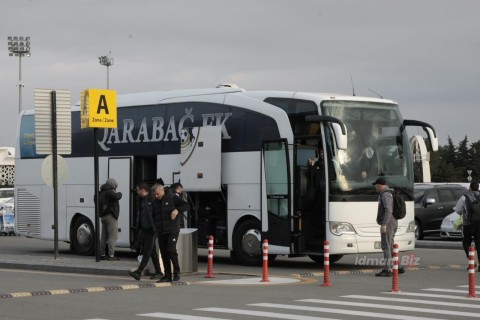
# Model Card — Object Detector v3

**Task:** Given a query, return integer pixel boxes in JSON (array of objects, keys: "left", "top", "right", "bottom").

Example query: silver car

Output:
[{"left": 440, "top": 211, "right": 463, "bottom": 239}]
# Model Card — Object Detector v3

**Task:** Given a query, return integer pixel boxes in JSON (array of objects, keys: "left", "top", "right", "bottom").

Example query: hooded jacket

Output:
[{"left": 99, "top": 178, "right": 123, "bottom": 220}]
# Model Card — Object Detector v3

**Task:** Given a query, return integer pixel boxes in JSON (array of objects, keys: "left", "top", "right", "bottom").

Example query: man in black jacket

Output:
[
  {"left": 129, "top": 182, "right": 163, "bottom": 281},
  {"left": 153, "top": 183, "right": 189, "bottom": 282}
]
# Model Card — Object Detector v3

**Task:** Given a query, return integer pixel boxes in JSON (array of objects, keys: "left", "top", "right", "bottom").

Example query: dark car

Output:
[{"left": 414, "top": 183, "right": 467, "bottom": 240}]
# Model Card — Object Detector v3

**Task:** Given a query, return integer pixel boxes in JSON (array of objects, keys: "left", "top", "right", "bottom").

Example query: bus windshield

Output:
[{"left": 321, "top": 100, "right": 413, "bottom": 196}]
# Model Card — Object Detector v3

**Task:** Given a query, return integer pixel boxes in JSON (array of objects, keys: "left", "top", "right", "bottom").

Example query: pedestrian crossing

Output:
[{"left": 86, "top": 285, "right": 480, "bottom": 320}]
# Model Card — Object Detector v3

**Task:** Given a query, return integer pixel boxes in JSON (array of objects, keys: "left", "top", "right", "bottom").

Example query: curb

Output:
[
  {"left": 415, "top": 240, "right": 462, "bottom": 250},
  {"left": 0, "top": 262, "right": 131, "bottom": 276},
  {"left": 0, "top": 281, "right": 189, "bottom": 300}
]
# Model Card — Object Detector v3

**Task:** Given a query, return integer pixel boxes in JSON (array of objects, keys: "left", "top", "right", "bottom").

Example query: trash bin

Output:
[{"left": 178, "top": 228, "right": 198, "bottom": 273}]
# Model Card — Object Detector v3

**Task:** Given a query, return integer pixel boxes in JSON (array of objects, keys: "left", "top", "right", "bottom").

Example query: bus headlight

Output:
[
  {"left": 407, "top": 220, "right": 415, "bottom": 233},
  {"left": 330, "top": 222, "right": 356, "bottom": 236}
]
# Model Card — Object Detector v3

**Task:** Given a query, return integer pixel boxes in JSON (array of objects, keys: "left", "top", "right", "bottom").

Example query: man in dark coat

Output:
[
  {"left": 98, "top": 178, "right": 122, "bottom": 260},
  {"left": 129, "top": 182, "right": 163, "bottom": 281},
  {"left": 153, "top": 183, "right": 189, "bottom": 282}
]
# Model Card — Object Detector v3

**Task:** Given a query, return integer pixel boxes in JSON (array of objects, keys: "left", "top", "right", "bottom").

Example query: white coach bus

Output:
[{"left": 15, "top": 86, "right": 438, "bottom": 265}]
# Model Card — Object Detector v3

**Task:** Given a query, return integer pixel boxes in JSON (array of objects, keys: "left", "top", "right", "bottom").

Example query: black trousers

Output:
[
  {"left": 462, "top": 223, "right": 480, "bottom": 261},
  {"left": 158, "top": 232, "right": 180, "bottom": 277},
  {"left": 138, "top": 230, "right": 162, "bottom": 274}
]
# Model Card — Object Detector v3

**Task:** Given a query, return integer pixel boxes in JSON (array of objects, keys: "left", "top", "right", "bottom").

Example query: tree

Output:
[{"left": 429, "top": 136, "right": 480, "bottom": 183}]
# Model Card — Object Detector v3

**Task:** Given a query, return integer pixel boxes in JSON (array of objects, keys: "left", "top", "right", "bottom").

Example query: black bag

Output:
[
  {"left": 385, "top": 190, "right": 406, "bottom": 220},
  {"left": 465, "top": 194, "right": 480, "bottom": 224}
]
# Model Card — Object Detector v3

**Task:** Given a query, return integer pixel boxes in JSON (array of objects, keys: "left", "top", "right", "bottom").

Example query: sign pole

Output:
[
  {"left": 51, "top": 90, "right": 59, "bottom": 259},
  {"left": 34, "top": 88, "right": 71, "bottom": 260},
  {"left": 94, "top": 127, "right": 100, "bottom": 262},
  {"left": 80, "top": 88, "right": 117, "bottom": 262}
]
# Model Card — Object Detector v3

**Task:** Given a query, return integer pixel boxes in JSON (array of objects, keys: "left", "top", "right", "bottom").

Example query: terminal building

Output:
[{"left": 0, "top": 147, "right": 15, "bottom": 186}]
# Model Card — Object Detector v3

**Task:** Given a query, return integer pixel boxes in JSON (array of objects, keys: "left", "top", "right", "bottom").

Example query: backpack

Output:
[
  {"left": 98, "top": 190, "right": 111, "bottom": 217},
  {"left": 386, "top": 189, "right": 407, "bottom": 220},
  {"left": 465, "top": 193, "right": 480, "bottom": 224}
]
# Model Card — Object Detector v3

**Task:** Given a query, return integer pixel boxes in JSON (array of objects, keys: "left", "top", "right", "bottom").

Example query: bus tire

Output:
[
  {"left": 308, "top": 254, "right": 343, "bottom": 264},
  {"left": 233, "top": 219, "right": 263, "bottom": 266},
  {"left": 71, "top": 216, "right": 95, "bottom": 256}
]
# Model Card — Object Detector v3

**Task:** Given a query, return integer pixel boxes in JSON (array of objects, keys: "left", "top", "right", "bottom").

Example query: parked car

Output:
[
  {"left": 0, "top": 197, "right": 14, "bottom": 213},
  {"left": 440, "top": 211, "right": 463, "bottom": 239},
  {"left": 0, "top": 212, "right": 15, "bottom": 236},
  {"left": 0, "top": 188, "right": 14, "bottom": 203},
  {"left": 414, "top": 183, "right": 467, "bottom": 239}
]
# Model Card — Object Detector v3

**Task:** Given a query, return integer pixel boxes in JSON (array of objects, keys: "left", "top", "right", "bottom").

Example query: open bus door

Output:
[
  {"left": 107, "top": 157, "right": 132, "bottom": 248},
  {"left": 180, "top": 126, "right": 222, "bottom": 246},
  {"left": 261, "top": 139, "right": 292, "bottom": 254},
  {"left": 180, "top": 126, "right": 222, "bottom": 192}
]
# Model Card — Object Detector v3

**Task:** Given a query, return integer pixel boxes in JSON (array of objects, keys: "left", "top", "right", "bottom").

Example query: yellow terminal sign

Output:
[{"left": 80, "top": 89, "right": 117, "bottom": 128}]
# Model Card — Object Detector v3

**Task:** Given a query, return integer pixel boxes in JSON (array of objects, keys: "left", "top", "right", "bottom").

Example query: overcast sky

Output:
[{"left": 1, "top": 0, "right": 479, "bottom": 149}]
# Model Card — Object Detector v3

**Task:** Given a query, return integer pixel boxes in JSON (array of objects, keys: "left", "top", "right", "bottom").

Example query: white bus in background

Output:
[{"left": 14, "top": 86, "right": 438, "bottom": 265}]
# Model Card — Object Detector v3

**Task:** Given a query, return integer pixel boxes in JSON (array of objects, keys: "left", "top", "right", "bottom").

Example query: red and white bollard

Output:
[
  {"left": 321, "top": 240, "right": 332, "bottom": 287},
  {"left": 205, "top": 235, "right": 215, "bottom": 278},
  {"left": 390, "top": 243, "right": 400, "bottom": 292},
  {"left": 261, "top": 239, "right": 270, "bottom": 282},
  {"left": 467, "top": 246, "right": 477, "bottom": 298}
]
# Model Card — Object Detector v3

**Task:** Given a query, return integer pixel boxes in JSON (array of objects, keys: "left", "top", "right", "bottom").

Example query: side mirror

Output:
[
  {"left": 305, "top": 115, "right": 348, "bottom": 150},
  {"left": 404, "top": 119, "right": 438, "bottom": 152},
  {"left": 331, "top": 122, "right": 347, "bottom": 150}
]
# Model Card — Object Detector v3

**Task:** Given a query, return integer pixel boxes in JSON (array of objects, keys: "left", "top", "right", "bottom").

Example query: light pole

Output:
[
  {"left": 94, "top": 52, "right": 113, "bottom": 261},
  {"left": 7, "top": 36, "right": 31, "bottom": 114},
  {"left": 98, "top": 52, "right": 114, "bottom": 89}
]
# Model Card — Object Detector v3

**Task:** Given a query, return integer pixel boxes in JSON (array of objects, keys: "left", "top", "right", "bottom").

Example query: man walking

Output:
[
  {"left": 373, "top": 177, "right": 405, "bottom": 277},
  {"left": 454, "top": 181, "right": 480, "bottom": 270},
  {"left": 153, "top": 184, "right": 189, "bottom": 282},
  {"left": 129, "top": 182, "right": 163, "bottom": 281}
]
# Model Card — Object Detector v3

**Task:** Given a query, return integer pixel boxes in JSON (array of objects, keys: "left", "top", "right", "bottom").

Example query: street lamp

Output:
[
  {"left": 7, "top": 36, "right": 31, "bottom": 114},
  {"left": 95, "top": 52, "right": 113, "bottom": 262},
  {"left": 98, "top": 52, "right": 114, "bottom": 89}
]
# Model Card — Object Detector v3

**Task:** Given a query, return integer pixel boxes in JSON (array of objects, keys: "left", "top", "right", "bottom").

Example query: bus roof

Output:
[
  {"left": 241, "top": 91, "right": 398, "bottom": 106},
  {"left": 73, "top": 87, "right": 246, "bottom": 109}
]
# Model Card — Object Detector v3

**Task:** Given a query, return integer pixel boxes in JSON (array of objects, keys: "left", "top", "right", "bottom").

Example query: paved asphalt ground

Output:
[{"left": 0, "top": 235, "right": 462, "bottom": 277}]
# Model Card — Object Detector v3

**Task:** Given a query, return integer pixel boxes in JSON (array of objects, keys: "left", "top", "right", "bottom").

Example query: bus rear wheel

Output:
[
  {"left": 233, "top": 219, "right": 277, "bottom": 266},
  {"left": 308, "top": 254, "right": 343, "bottom": 264},
  {"left": 71, "top": 216, "right": 95, "bottom": 255}
]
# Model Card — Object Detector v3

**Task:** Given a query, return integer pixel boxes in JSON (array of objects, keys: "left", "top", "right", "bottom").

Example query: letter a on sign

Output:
[
  {"left": 83, "top": 89, "right": 117, "bottom": 128},
  {"left": 97, "top": 95, "right": 109, "bottom": 114}
]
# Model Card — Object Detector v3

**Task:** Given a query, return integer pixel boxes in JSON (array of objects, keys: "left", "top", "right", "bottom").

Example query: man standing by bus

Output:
[
  {"left": 373, "top": 178, "right": 405, "bottom": 276},
  {"left": 153, "top": 184, "right": 189, "bottom": 282},
  {"left": 171, "top": 182, "right": 188, "bottom": 228},
  {"left": 99, "top": 178, "right": 122, "bottom": 260}
]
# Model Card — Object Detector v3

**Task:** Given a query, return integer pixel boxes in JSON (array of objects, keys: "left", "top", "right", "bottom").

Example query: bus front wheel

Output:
[
  {"left": 233, "top": 219, "right": 266, "bottom": 266},
  {"left": 71, "top": 216, "right": 95, "bottom": 256}
]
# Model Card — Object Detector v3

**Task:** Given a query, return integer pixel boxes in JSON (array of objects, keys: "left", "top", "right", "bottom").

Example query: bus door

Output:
[
  {"left": 180, "top": 126, "right": 222, "bottom": 245},
  {"left": 261, "top": 139, "right": 292, "bottom": 253},
  {"left": 107, "top": 157, "right": 132, "bottom": 248},
  {"left": 180, "top": 126, "right": 222, "bottom": 192}
]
